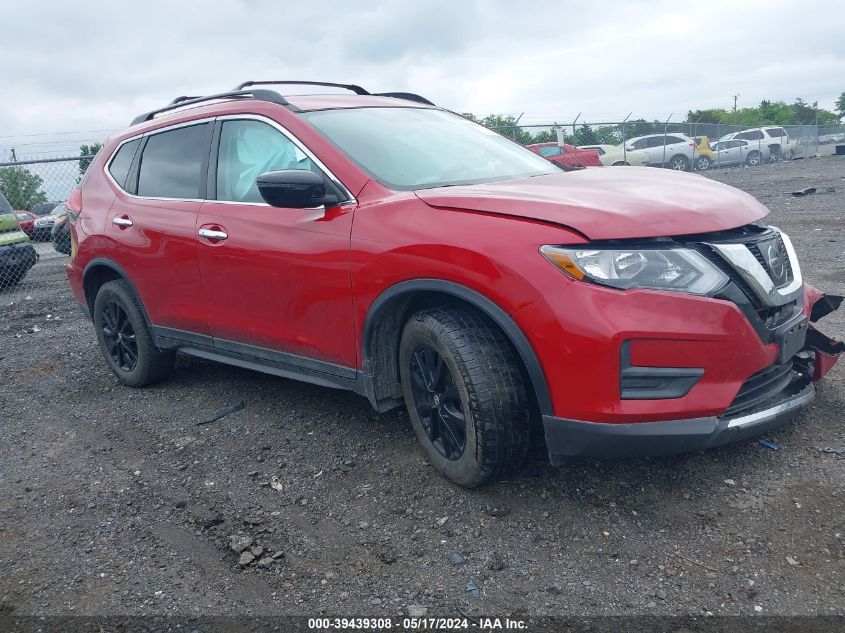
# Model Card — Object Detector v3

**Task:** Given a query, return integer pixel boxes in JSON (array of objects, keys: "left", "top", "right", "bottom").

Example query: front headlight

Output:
[{"left": 540, "top": 245, "right": 728, "bottom": 295}]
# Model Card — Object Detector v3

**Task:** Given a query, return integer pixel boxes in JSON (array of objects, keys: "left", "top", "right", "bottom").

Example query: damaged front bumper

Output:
[
  {"left": 806, "top": 289, "right": 845, "bottom": 380},
  {"left": 543, "top": 288, "right": 843, "bottom": 463}
]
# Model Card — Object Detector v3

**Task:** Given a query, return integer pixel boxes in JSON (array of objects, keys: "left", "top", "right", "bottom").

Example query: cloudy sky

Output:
[{"left": 3, "top": 0, "right": 843, "bottom": 158}]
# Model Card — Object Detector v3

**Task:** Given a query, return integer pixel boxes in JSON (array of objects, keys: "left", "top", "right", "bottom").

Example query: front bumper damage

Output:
[{"left": 544, "top": 289, "right": 843, "bottom": 463}]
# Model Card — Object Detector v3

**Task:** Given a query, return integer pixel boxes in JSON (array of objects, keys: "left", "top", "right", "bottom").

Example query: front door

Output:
[{"left": 196, "top": 117, "right": 357, "bottom": 368}]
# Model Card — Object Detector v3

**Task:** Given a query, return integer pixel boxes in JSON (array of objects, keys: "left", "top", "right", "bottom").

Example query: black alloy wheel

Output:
[
  {"left": 100, "top": 300, "right": 138, "bottom": 372},
  {"left": 408, "top": 343, "right": 466, "bottom": 461}
]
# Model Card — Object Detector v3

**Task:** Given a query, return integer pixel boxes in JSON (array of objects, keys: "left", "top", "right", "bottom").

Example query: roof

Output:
[{"left": 284, "top": 93, "right": 432, "bottom": 112}]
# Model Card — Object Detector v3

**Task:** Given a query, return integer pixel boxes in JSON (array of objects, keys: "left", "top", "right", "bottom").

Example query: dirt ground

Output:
[{"left": 1, "top": 156, "right": 843, "bottom": 623}]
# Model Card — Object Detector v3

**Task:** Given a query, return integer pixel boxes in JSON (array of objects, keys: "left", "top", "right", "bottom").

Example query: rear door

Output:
[
  {"left": 195, "top": 116, "right": 357, "bottom": 367},
  {"left": 106, "top": 122, "right": 212, "bottom": 335}
]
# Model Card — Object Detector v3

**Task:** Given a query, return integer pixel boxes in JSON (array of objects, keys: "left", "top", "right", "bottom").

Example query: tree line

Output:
[{"left": 465, "top": 95, "right": 844, "bottom": 147}]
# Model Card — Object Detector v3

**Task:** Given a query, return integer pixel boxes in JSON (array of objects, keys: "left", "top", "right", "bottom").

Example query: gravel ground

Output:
[{"left": 1, "top": 157, "right": 843, "bottom": 622}]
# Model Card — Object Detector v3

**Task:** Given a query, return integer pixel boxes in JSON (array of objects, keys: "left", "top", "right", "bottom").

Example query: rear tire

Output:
[
  {"left": 94, "top": 280, "right": 175, "bottom": 387},
  {"left": 668, "top": 155, "right": 689, "bottom": 171},
  {"left": 746, "top": 150, "right": 761, "bottom": 166},
  {"left": 694, "top": 156, "right": 711, "bottom": 171},
  {"left": 399, "top": 307, "right": 531, "bottom": 488}
]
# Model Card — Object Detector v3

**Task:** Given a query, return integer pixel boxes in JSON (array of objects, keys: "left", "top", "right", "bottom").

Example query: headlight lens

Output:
[{"left": 541, "top": 245, "right": 728, "bottom": 295}]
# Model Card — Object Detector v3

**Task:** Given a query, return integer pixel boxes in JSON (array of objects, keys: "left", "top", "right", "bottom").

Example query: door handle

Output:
[
  {"left": 112, "top": 216, "right": 133, "bottom": 227},
  {"left": 198, "top": 228, "right": 228, "bottom": 240}
]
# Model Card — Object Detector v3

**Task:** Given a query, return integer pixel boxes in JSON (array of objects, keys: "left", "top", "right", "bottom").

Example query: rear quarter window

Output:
[{"left": 108, "top": 139, "right": 141, "bottom": 190}]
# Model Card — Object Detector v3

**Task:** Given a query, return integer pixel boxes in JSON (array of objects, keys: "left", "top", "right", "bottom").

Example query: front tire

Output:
[
  {"left": 694, "top": 156, "right": 711, "bottom": 171},
  {"left": 94, "top": 280, "right": 175, "bottom": 387},
  {"left": 668, "top": 155, "right": 689, "bottom": 171},
  {"left": 399, "top": 307, "right": 531, "bottom": 488}
]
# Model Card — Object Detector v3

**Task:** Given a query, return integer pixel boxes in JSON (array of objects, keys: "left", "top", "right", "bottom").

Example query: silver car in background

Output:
[
  {"left": 624, "top": 133, "right": 697, "bottom": 171},
  {"left": 711, "top": 139, "right": 763, "bottom": 168}
]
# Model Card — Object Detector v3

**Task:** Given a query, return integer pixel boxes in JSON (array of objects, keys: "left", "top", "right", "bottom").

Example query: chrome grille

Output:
[{"left": 706, "top": 227, "right": 802, "bottom": 308}]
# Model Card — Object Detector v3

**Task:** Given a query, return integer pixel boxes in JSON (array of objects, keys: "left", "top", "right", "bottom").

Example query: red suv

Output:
[
  {"left": 66, "top": 82, "right": 843, "bottom": 487},
  {"left": 526, "top": 142, "right": 603, "bottom": 168}
]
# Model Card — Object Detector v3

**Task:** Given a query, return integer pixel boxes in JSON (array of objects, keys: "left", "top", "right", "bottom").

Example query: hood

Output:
[{"left": 415, "top": 167, "right": 769, "bottom": 240}]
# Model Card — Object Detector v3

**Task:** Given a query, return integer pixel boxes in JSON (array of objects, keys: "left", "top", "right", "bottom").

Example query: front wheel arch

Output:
[{"left": 361, "top": 279, "right": 552, "bottom": 416}]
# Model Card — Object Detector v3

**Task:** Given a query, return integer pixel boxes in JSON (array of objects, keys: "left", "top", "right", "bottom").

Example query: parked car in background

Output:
[
  {"left": 624, "top": 133, "right": 697, "bottom": 171},
  {"left": 32, "top": 207, "right": 66, "bottom": 241},
  {"left": 15, "top": 211, "right": 37, "bottom": 238},
  {"left": 0, "top": 190, "right": 38, "bottom": 289},
  {"left": 711, "top": 139, "right": 763, "bottom": 168},
  {"left": 818, "top": 132, "right": 845, "bottom": 144},
  {"left": 29, "top": 201, "right": 61, "bottom": 216},
  {"left": 719, "top": 126, "right": 796, "bottom": 161},
  {"left": 692, "top": 136, "right": 716, "bottom": 171},
  {"left": 526, "top": 142, "right": 602, "bottom": 168},
  {"left": 577, "top": 144, "right": 649, "bottom": 166},
  {"left": 51, "top": 203, "right": 71, "bottom": 255}
]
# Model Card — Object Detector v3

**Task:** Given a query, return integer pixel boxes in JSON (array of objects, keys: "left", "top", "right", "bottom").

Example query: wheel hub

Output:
[
  {"left": 101, "top": 300, "right": 138, "bottom": 373},
  {"left": 409, "top": 343, "right": 467, "bottom": 461}
]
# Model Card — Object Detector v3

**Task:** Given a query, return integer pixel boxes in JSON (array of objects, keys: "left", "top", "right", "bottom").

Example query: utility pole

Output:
[{"left": 732, "top": 94, "right": 739, "bottom": 125}]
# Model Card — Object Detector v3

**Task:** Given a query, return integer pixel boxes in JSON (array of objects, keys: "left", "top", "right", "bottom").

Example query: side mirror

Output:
[
  {"left": 625, "top": 145, "right": 634, "bottom": 152},
  {"left": 256, "top": 170, "right": 341, "bottom": 209}
]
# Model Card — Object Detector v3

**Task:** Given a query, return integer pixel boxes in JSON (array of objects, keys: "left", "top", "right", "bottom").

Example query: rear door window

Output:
[{"left": 137, "top": 123, "right": 211, "bottom": 199}]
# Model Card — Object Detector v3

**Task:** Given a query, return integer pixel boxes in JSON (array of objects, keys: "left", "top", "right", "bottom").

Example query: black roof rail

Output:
[
  {"left": 235, "top": 81, "right": 435, "bottom": 106},
  {"left": 235, "top": 80, "right": 370, "bottom": 95},
  {"left": 130, "top": 89, "right": 296, "bottom": 126},
  {"left": 374, "top": 91, "right": 435, "bottom": 106},
  {"left": 168, "top": 95, "right": 202, "bottom": 105}
]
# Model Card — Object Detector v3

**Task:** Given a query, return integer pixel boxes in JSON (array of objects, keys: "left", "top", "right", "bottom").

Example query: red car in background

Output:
[
  {"left": 526, "top": 142, "right": 602, "bottom": 168},
  {"left": 15, "top": 211, "right": 36, "bottom": 238}
]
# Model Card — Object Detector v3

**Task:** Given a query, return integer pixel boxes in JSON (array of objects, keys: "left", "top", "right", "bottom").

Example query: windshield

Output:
[
  {"left": 302, "top": 107, "right": 556, "bottom": 190},
  {"left": 0, "top": 190, "right": 11, "bottom": 213}
]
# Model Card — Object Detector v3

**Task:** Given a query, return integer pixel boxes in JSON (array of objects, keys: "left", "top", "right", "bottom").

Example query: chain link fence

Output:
[
  {"left": 489, "top": 118, "right": 845, "bottom": 170},
  {"left": 0, "top": 156, "right": 92, "bottom": 313}
]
